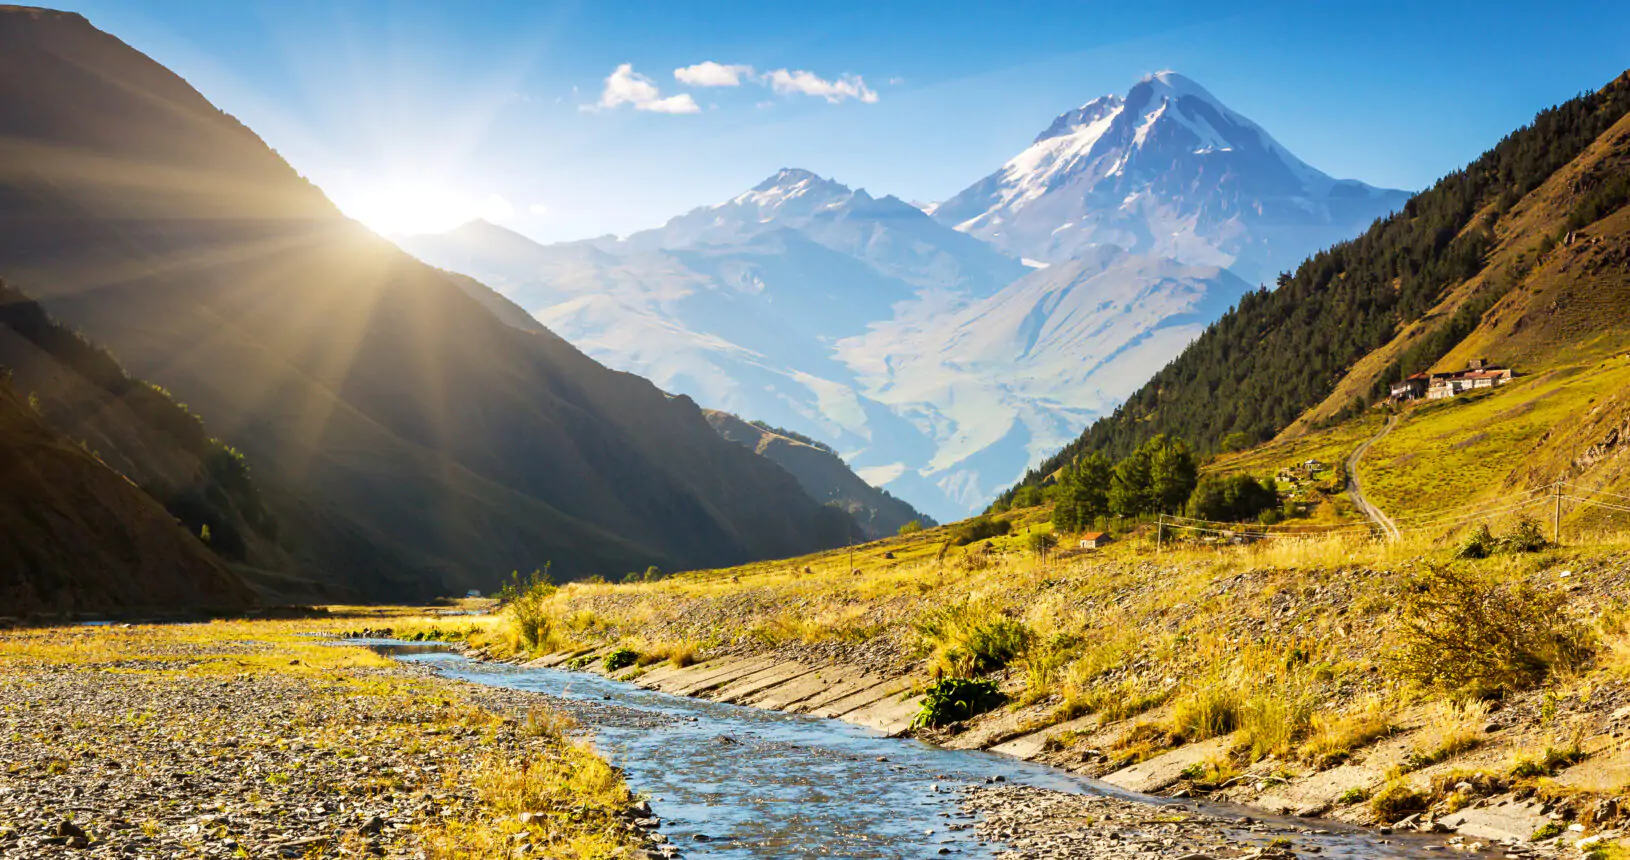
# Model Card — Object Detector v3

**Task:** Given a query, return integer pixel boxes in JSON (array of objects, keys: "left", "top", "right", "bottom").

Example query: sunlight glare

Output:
[{"left": 333, "top": 178, "right": 514, "bottom": 236}]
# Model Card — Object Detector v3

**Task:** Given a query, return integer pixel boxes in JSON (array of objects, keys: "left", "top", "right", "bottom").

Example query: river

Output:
[{"left": 368, "top": 642, "right": 1476, "bottom": 859}]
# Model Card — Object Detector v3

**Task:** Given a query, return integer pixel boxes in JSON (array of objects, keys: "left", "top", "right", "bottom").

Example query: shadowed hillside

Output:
[
  {"left": 706, "top": 409, "right": 935, "bottom": 540},
  {"left": 0, "top": 6, "right": 848, "bottom": 598},
  {"left": 0, "top": 376, "right": 255, "bottom": 616}
]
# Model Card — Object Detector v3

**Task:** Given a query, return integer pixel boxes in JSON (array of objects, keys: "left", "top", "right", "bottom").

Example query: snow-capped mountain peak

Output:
[{"left": 930, "top": 72, "right": 1409, "bottom": 281}]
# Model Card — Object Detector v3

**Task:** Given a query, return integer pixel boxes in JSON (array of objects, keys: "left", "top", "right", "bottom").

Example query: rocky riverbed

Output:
[
  {"left": 0, "top": 625, "right": 655, "bottom": 859},
  {"left": 965, "top": 784, "right": 1306, "bottom": 859}
]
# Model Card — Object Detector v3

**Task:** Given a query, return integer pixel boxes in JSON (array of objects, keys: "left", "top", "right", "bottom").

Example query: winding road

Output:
[{"left": 1347, "top": 414, "right": 1402, "bottom": 540}]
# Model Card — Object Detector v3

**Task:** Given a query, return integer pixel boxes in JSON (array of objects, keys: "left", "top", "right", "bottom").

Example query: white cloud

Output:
[
  {"left": 764, "top": 69, "right": 879, "bottom": 104},
  {"left": 528, "top": 203, "right": 550, "bottom": 215},
  {"left": 586, "top": 63, "right": 700, "bottom": 114},
  {"left": 640, "top": 93, "right": 701, "bottom": 114},
  {"left": 675, "top": 61, "right": 753, "bottom": 87}
]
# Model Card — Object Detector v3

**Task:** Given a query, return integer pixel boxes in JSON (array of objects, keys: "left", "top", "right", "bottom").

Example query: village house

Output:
[
  {"left": 1390, "top": 359, "right": 1515, "bottom": 402},
  {"left": 1078, "top": 532, "right": 1111, "bottom": 549},
  {"left": 1390, "top": 372, "right": 1431, "bottom": 400}
]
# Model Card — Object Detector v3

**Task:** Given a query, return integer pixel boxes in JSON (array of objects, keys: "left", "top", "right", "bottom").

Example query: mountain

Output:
[
  {"left": 0, "top": 375, "right": 256, "bottom": 618},
  {"left": 0, "top": 6, "right": 850, "bottom": 597},
  {"left": 837, "top": 248, "right": 1252, "bottom": 509},
  {"left": 404, "top": 74, "right": 1408, "bottom": 520},
  {"left": 402, "top": 175, "right": 1030, "bottom": 522},
  {"left": 930, "top": 72, "right": 1410, "bottom": 283},
  {"left": 704, "top": 409, "right": 934, "bottom": 539},
  {"left": 1004, "top": 70, "right": 1630, "bottom": 504}
]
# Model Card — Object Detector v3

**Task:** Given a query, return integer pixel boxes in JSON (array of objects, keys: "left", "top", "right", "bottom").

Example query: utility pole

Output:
[{"left": 1554, "top": 482, "right": 1563, "bottom": 545}]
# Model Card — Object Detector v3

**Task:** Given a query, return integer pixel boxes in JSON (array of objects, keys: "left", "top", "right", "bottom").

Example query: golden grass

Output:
[
  {"left": 1402, "top": 701, "right": 1488, "bottom": 771},
  {"left": 1299, "top": 698, "right": 1398, "bottom": 769}
]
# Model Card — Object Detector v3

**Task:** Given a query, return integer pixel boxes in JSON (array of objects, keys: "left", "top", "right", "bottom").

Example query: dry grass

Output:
[
  {"left": 1299, "top": 698, "right": 1399, "bottom": 769},
  {"left": 1402, "top": 701, "right": 1489, "bottom": 771},
  {"left": 421, "top": 714, "right": 634, "bottom": 859}
]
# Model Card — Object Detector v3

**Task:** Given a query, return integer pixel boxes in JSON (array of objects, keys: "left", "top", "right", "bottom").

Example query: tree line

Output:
[{"left": 994, "top": 434, "right": 1280, "bottom": 531}]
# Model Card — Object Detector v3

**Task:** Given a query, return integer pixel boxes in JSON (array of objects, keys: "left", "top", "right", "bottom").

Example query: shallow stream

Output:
[{"left": 369, "top": 643, "right": 1472, "bottom": 859}]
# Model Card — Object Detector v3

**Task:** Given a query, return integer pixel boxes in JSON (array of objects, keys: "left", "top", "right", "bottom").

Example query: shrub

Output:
[
  {"left": 898, "top": 519, "right": 924, "bottom": 535},
  {"left": 603, "top": 648, "right": 639, "bottom": 672},
  {"left": 1531, "top": 821, "right": 1566, "bottom": 841},
  {"left": 1370, "top": 781, "right": 1428, "bottom": 822},
  {"left": 1499, "top": 517, "right": 1550, "bottom": 554},
  {"left": 1027, "top": 531, "right": 1058, "bottom": 556},
  {"left": 913, "top": 678, "right": 1004, "bottom": 728},
  {"left": 1337, "top": 786, "right": 1370, "bottom": 806},
  {"left": 1456, "top": 524, "right": 1496, "bottom": 559},
  {"left": 500, "top": 569, "right": 559, "bottom": 652},
  {"left": 951, "top": 516, "right": 1011, "bottom": 546},
  {"left": 1391, "top": 565, "right": 1594, "bottom": 695},
  {"left": 913, "top": 600, "right": 1033, "bottom": 678}
]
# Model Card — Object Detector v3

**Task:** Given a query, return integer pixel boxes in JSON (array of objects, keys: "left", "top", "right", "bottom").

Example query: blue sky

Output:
[{"left": 47, "top": 0, "right": 1630, "bottom": 241}]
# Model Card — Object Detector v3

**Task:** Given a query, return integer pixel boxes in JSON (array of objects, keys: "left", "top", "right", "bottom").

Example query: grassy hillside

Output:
[
  {"left": 1004, "top": 70, "right": 1630, "bottom": 504},
  {"left": 0, "top": 376, "right": 255, "bottom": 616},
  {"left": 0, "top": 7, "right": 848, "bottom": 598},
  {"left": 706, "top": 409, "right": 931, "bottom": 540}
]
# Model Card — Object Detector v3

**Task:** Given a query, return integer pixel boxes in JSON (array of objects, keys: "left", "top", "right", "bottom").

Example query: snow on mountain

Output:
[{"left": 931, "top": 71, "right": 1409, "bottom": 282}]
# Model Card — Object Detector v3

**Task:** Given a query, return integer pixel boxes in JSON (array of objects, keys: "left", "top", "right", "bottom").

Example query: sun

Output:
[{"left": 331, "top": 177, "right": 514, "bottom": 237}]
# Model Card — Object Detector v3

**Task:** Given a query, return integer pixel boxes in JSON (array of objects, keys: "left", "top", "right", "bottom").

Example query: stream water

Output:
[{"left": 367, "top": 642, "right": 1471, "bottom": 859}]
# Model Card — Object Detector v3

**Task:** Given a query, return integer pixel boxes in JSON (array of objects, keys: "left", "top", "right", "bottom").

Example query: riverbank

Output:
[
  {"left": 0, "top": 622, "right": 655, "bottom": 859},
  {"left": 468, "top": 518, "right": 1630, "bottom": 858}
]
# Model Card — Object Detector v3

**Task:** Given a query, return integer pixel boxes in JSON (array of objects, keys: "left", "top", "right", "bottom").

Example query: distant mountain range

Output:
[{"left": 404, "top": 73, "right": 1406, "bottom": 520}]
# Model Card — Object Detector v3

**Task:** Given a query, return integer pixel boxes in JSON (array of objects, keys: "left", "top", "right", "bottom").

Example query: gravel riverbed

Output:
[{"left": 0, "top": 630, "right": 657, "bottom": 859}]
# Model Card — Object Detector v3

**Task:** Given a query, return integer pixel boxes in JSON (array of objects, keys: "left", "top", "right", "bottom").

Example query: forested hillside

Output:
[{"left": 1002, "top": 71, "right": 1630, "bottom": 502}]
